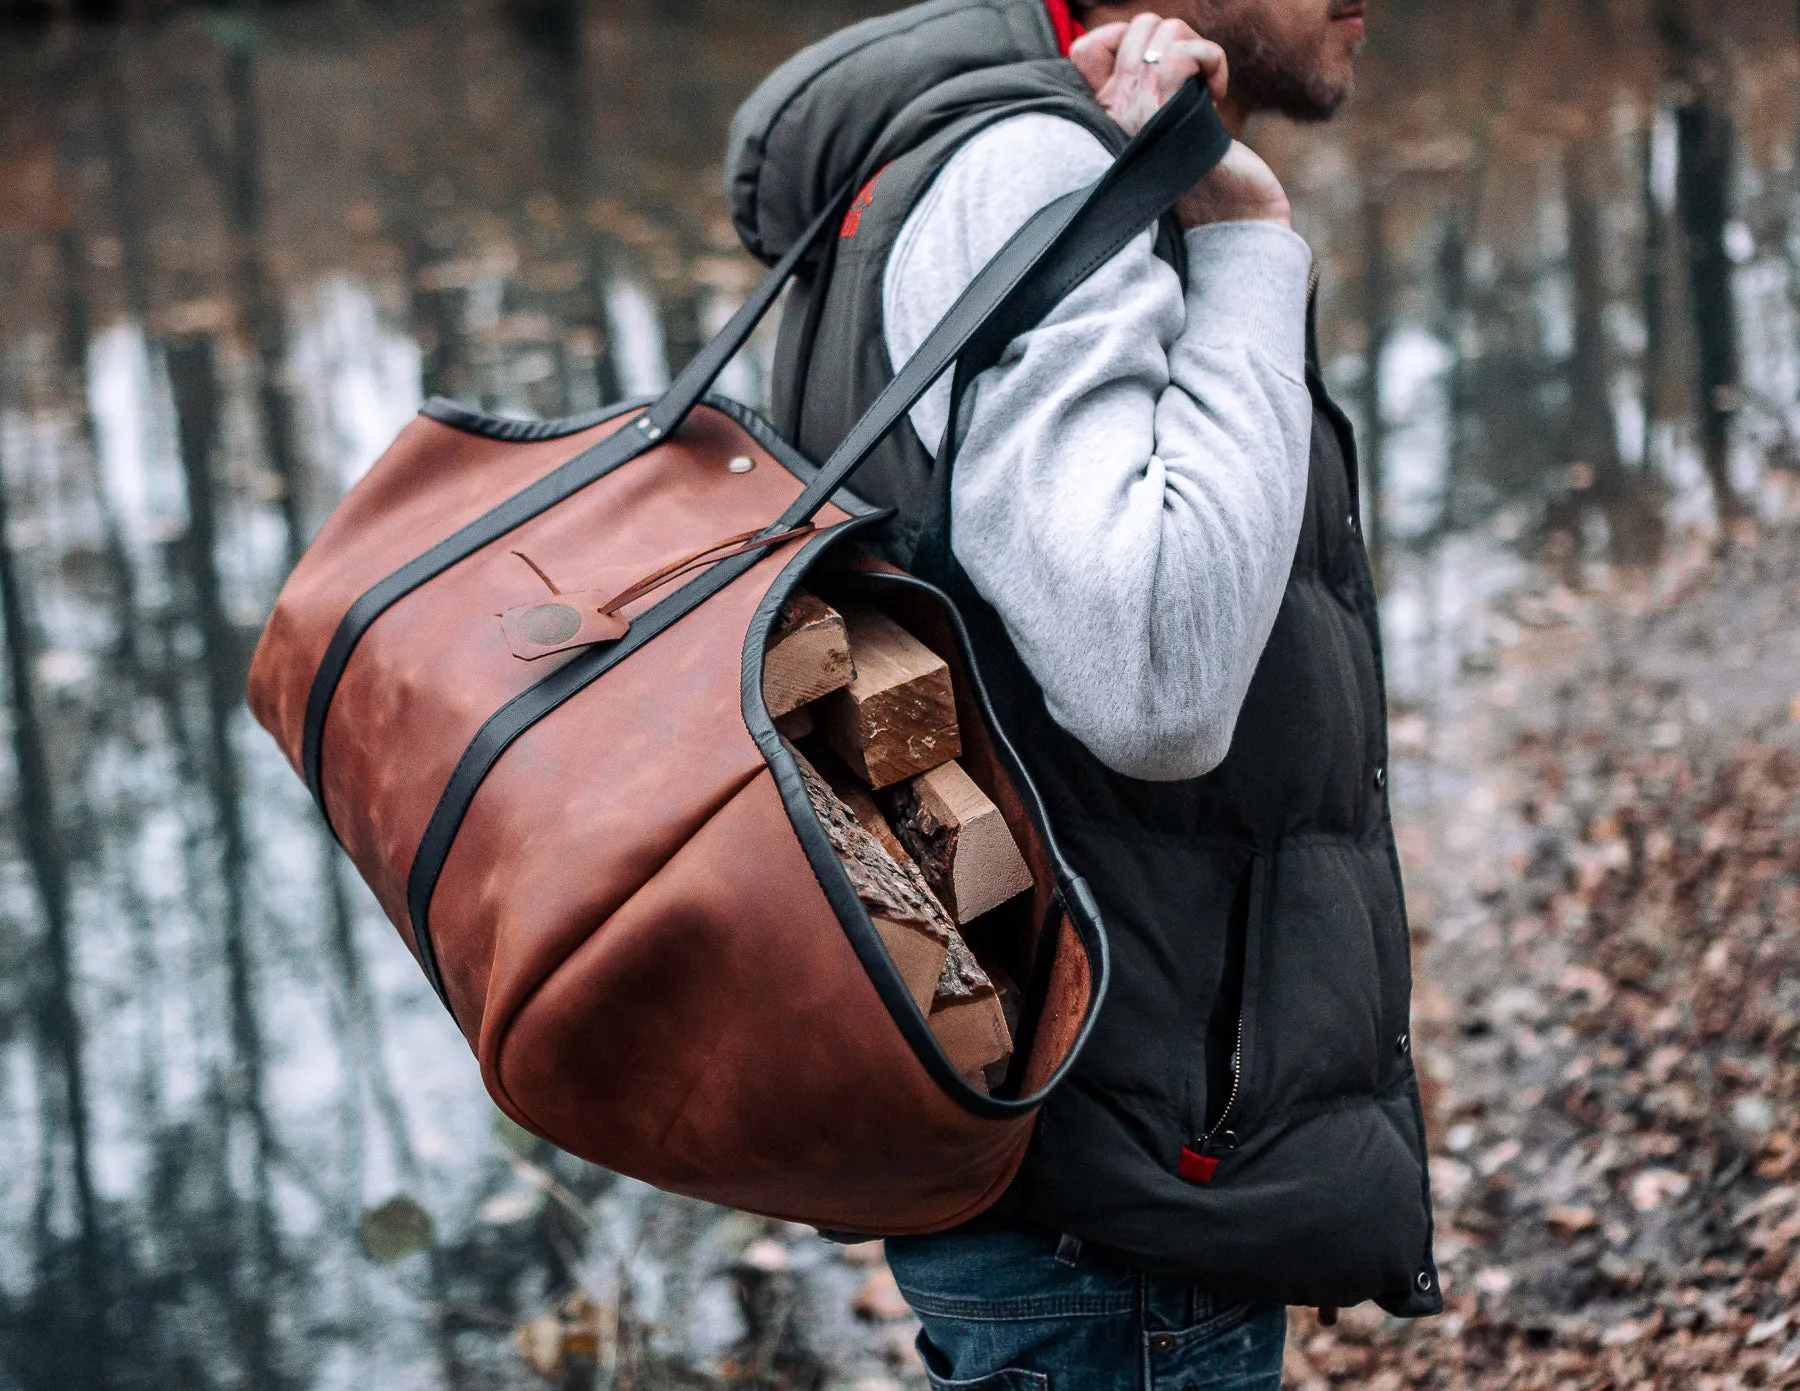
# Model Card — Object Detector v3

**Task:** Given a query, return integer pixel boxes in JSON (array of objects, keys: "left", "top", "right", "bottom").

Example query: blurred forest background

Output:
[{"left": 1, "top": 0, "right": 1799, "bottom": 1387}]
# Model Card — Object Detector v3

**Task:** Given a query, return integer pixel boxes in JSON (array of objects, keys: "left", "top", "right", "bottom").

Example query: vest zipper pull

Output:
[{"left": 1182, "top": 1024, "right": 1248, "bottom": 1185}]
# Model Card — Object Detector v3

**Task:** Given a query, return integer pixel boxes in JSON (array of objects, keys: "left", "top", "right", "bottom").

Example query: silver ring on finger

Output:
[{"left": 1143, "top": 48, "right": 1164, "bottom": 64}]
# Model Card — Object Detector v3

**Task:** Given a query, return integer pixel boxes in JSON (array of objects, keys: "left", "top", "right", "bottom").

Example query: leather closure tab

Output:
[{"left": 500, "top": 593, "right": 630, "bottom": 660}]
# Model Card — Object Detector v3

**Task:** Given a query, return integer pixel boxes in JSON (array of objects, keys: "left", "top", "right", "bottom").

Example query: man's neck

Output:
[{"left": 1079, "top": 1, "right": 1251, "bottom": 136}]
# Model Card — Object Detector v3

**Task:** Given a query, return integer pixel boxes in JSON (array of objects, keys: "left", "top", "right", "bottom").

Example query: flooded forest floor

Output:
[{"left": 1280, "top": 501, "right": 1800, "bottom": 1389}]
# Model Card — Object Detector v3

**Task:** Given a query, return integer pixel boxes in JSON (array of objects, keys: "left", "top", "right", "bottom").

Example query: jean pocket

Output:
[
  {"left": 924, "top": 1368, "right": 1050, "bottom": 1391},
  {"left": 1148, "top": 1304, "right": 1287, "bottom": 1389},
  {"left": 918, "top": 1331, "right": 1052, "bottom": 1390}
]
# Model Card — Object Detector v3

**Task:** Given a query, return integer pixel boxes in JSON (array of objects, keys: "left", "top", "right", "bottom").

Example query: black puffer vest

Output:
[{"left": 728, "top": 0, "right": 1440, "bottom": 1317}]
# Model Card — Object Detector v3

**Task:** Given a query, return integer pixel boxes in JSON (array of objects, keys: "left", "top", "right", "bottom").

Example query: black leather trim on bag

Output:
[{"left": 420, "top": 393, "right": 656, "bottom": 442}]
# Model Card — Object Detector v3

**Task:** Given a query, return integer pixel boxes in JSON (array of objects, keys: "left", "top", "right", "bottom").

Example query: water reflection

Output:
[{"left": 0, "top": 0, "right": 1798, "bottom": 1386}]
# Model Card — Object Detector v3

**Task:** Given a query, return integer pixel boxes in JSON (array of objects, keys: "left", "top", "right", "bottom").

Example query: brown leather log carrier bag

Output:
[{"left": 248, "top": 85, "right": 1229, "bottom": 1233}]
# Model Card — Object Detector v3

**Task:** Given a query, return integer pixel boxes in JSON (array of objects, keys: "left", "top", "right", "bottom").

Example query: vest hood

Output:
[{"left": 725, "top": 0, "right": 1062, "bottom": 264}]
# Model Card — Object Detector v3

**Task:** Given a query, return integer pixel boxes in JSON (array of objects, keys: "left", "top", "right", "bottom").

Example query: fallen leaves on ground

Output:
[{"left": 1291, "top": 528, "right": 1800, "bottom": 1387}]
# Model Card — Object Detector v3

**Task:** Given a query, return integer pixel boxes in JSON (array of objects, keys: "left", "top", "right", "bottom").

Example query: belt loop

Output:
[{"left": 1055, "top": 1234, "right": 1084, "bottom": 1267}]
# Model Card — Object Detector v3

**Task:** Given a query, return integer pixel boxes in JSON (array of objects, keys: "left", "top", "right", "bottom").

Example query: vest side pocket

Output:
[
  {"left": 1242, "top": 840, "right": 1392, "bottom": 1122},
  {"left": 1186, "top": 853, "right": 1267, "bottom": 1174}
]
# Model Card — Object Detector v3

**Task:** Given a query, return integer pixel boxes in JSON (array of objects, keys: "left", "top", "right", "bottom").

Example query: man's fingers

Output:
[
  {"left": 1145, "top": 16, "right": 1190, "bottom": 63},
  {"left": 1081, "top": 13, "right": 1231, "bottom": 136},
  {"left": 1112, "top": 11, "right": 1166, "bottom": 75},
  {"left": 1069, "top": 24, "right": 1124, "bottom": 93},
  {"left": 1160, "top": 37, "right": 1230, "bottom": 105},
  {"left": 1070, "top": 19, "right": 1131, "bottom": 57}
]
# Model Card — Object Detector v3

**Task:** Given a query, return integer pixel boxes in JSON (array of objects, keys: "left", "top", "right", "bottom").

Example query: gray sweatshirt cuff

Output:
[{"left": 1182, "top": 222, "right": 1313, "bottom": 378}]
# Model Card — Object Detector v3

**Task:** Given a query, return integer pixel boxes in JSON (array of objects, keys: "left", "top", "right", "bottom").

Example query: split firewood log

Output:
[
  {"left": 809, "top": 747, "right": 912, "bottom": 866},
  {"left": 884, "top": 761, "right": 1033, "bottom": 924},
  {"left": 763, "top": 592, "right": 855, "bottom": 719},
  {"left": 790, "top": 747, "right": 952, "bottom": 1014},
  {"left": 929, "top": 928, "right": 1012, "bottom": 1093},
  {"left": 818, "top": 606, "right": 961, "bottom": 789},
  {"left": 790, "top": 746, "right": 1014, "bottom": 1084}
]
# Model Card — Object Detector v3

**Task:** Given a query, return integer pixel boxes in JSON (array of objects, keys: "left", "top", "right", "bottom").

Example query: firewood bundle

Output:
[{"left": 765, "top": 590, "right": 1034, "bottom": 1092}]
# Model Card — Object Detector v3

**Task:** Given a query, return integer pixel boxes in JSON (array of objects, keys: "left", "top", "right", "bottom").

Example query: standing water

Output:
[{"left": 0, "top": 1, "right": 1796, "bottom": 1386}]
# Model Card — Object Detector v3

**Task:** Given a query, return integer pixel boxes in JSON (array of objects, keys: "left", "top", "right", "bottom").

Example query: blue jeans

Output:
[{"left": 885, "top": 1220, "right": 1286, "bottom": 1390}]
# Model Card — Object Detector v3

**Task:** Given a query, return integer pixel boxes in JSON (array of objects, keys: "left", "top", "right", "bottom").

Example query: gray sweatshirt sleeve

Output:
[{"left": 882, "top": 112, "right": 1315, "bottom": 782}]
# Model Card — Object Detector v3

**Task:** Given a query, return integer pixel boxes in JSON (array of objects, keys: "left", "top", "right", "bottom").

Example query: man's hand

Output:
[{"left": 1071, "top": 15, "right": 1292, "bottom": 230}]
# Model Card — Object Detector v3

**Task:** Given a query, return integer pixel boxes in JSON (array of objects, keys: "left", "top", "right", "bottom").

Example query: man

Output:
[{"left": 728, "top": 1, "right": 1438, "bottom": 1384}]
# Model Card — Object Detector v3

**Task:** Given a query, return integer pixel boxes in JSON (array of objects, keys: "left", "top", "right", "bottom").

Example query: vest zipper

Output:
[
  {"left": 1189, "top": 855, "right": 1266, "bottom": 1174},
  {"left": 1197, "top": 1014, "right": 1246, "bottom": 1155}
]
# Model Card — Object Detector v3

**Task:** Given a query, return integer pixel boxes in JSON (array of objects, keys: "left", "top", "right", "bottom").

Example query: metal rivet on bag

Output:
[
  {"left": 518, "top": 603, "right": 583, "bottom": 647},
  {"left": 1417, "top": 1270, "right": 1434, "bottom": 1293},
  {"left": 727, "top": 455, "right": 756, "bottom": 474},
  {"left": 1150, "top": 1334, "right": 1177, "bottom": 1354},
  {"left": 1221, "top": 1130, "right": 1241, "bottom": 1151}
]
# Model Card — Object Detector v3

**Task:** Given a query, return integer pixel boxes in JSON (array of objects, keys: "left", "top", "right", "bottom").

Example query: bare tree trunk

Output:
[
  {"left": 1434, "top": 219, "right": 1469, "bottom": 541},
  {"left": 1569, "top": 131, "right": 1666, "bottom": 566},
  {"left": 1658, "top": 0, "right": 1742, "bottom": 527},
  {"left": 1564, "top": 136, "right": 1621, "bottom": 483},
  {"left": 220, "top": 43, "right": 311, "bottom": 565},
  {"left": 165, "top": 335, "right": 285, "bottom": 1391},
  {"left": 1360, "top": 187, "right": 1392, "bottom": 584},
  {"left": 0, "top": 373, "right": 108, "bottom": 1391},
  {"left": 516, "top": 0, "right": 621, "bottom": 413},
  {"left": 1675, "top": 90, "right": 1741, "bottom": 526},
  {"left": 1640, "top": 103, "right": 1668, "bottom": 474}
]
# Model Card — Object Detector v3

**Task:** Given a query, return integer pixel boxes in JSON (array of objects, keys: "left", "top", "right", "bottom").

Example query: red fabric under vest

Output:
[{"left": 1044, "top": 0, "right": 1086, "bottom": 55}]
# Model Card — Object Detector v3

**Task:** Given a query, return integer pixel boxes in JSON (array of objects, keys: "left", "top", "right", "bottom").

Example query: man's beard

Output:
[{"left": 1192, "top": 3, "right": 1352, "bottom": 123}]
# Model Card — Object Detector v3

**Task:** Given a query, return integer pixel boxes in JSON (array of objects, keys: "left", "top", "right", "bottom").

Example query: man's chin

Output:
[
  {"left": 1217, "top": 26, "right": 1357, "bottom": 125},
  {"left": 1255, "top": 80, "right": 1352, "bottom": 124}
]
